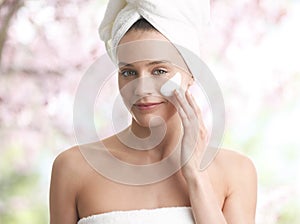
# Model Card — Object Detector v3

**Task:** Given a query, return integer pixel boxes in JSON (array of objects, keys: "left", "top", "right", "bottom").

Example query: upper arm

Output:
[
  {"left": 49, "top": 148, "right": 81, "bottom": 224},
  {"left": 222, "top": 154, "right": 257, "bottom": 224}
]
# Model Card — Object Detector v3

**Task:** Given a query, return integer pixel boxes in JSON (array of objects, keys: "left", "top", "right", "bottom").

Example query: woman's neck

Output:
[{"left": 124, "top": 113, "right": 183, "bottom": 161}]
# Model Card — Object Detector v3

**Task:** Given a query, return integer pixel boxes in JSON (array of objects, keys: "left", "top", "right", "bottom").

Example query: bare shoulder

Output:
[
  {"left": 214, "top": 148, "right": 256, "bottom": 174},
  {"left": 211, "top": 149, "right": 258, "bottom": 222},
  {"left": 52, "top": 144, "right": 97, "bottom": 179},
  {"left": 51, "top": 146, "right": 87, "bottom": 191},
  {"left": 212, "top": 148, "right": 257, "bottom": 191},
  {"left": 52, "top": 146, "right": 85, "bottom": 173},
  {"left": 212, "top": 148, "right": 257, "bottom": 177},
  {"left": 216, "top": 148, "right": 254, "bottom": 167},
  {"left": 50, "top": 146, "right": 90, "bottom": 223}
]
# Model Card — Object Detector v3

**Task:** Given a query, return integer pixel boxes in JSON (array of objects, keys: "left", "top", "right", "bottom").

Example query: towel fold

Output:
[{"left": 99, "top": 0, "right": 210, "bottom": 65}]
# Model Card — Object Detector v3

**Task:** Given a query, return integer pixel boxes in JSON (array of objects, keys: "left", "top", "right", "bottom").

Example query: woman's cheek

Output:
[{"left": 119, "top": 87, "right": 133, "bottom": 111}]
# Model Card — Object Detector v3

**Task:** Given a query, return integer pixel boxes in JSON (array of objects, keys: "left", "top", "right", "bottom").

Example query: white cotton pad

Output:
[{"left": 160, "top": 72, "right": 182, "bottom": 97}]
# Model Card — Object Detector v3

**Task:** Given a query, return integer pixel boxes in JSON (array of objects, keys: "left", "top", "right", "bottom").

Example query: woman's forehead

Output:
[{"left": 116, "top": 39, "right": 188, "bottom": 72}]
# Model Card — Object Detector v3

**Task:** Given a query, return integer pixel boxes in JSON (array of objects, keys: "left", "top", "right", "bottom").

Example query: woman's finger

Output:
[
  {"left": 186, "top": 91, "right": 205, "bottom": 127},
  {"left": 185, "top": 91, "right": 208, "bottom": 140},
  {"left": 177, "top": 105, "right": 189, "bottom": 127},
  {"left": 185, "top": 91, "right": 198, "bottom": 115},
  {"left": 174, "top": 90, "right": 195, "bottom": 120}
]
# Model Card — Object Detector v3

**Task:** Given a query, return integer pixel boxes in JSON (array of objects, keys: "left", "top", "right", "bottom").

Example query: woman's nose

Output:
[{"left": 134, "top": 75, "right": 156, "bottom": 96}]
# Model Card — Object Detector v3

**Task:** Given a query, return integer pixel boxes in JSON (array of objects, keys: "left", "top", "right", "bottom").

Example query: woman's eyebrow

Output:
[
  {"left": 118, "top": 60, "right": 172, "bottom": 68},
  {"left": 147, "top": 60, "right": 172, "bottom": 66},
  {"left": 118, "top": 62, "right": 134, "bottom": 67}
]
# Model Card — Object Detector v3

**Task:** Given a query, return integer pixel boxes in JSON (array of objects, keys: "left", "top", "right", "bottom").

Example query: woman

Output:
[{"left": 50, "top": 1, "right": 257, "bottom": 223}]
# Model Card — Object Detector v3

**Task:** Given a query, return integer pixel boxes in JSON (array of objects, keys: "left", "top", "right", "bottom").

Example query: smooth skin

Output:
[{"left": 50, "top": 30, "right": 257, "bottom": 224}]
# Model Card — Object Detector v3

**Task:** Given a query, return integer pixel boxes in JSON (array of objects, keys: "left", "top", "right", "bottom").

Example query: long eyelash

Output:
[
  {"left": 153, "top": 69, "right": 168, "bottom": 75},
  {"left": 119, "top": 70, "right": 136, "bottom": 77}
]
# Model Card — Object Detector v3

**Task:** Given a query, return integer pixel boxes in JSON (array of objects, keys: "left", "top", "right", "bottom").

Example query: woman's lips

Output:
[{"left": 134, "top": 102, "right": 164, "bottom": 110}]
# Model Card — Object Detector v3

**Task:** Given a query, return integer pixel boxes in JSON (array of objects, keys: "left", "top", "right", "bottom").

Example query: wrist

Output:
[
  {"left": 182, "top": 165, "right": 197, "bottom": 182},
  {"left": 183, "top": 168, "right": 210, "bottom": 187}
]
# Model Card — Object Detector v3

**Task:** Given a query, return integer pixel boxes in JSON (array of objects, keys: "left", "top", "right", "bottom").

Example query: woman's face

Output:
[{"left": 117, "top": 29, "right": 193, "bottom": 127}]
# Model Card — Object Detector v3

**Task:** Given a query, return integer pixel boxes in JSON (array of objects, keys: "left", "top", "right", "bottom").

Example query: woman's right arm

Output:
[{"left": 50, "top": 148, "right": 81, "bottom": 224}]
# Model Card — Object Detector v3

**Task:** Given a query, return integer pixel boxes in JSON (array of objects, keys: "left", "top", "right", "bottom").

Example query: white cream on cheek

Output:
[{"left": 160, "top": 72, "right": 182, "bottom": 97}]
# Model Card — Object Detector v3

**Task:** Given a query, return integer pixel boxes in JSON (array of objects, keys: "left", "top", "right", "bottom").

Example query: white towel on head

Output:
[{"left": 99, "top": 0, "right": 210, "bottom": 66}]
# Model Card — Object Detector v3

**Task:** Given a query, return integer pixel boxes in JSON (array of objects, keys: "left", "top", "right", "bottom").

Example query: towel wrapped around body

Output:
[{"left": 78, "top": 206, "right": 195, "bottom": 224}]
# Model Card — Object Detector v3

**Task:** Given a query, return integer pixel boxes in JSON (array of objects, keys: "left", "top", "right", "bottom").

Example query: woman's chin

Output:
[{"left": 133, "top": 115, "right": 166, "bottom": 128}]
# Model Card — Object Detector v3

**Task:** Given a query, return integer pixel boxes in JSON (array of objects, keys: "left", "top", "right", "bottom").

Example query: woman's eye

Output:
[
  {"left": 120, "top": 70, "right": 137, "bottom": 77},
  {"left": 153, "top": 69, "right": 167, "bottom": 76}
]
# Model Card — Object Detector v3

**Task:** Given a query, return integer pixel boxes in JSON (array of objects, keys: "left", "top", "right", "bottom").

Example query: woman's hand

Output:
[
  {"left": 173, "top": 90, "right": 256, "bottom": 224},
  {"left": 173, "top": 89, "right": 208, "bottom": 182}
]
